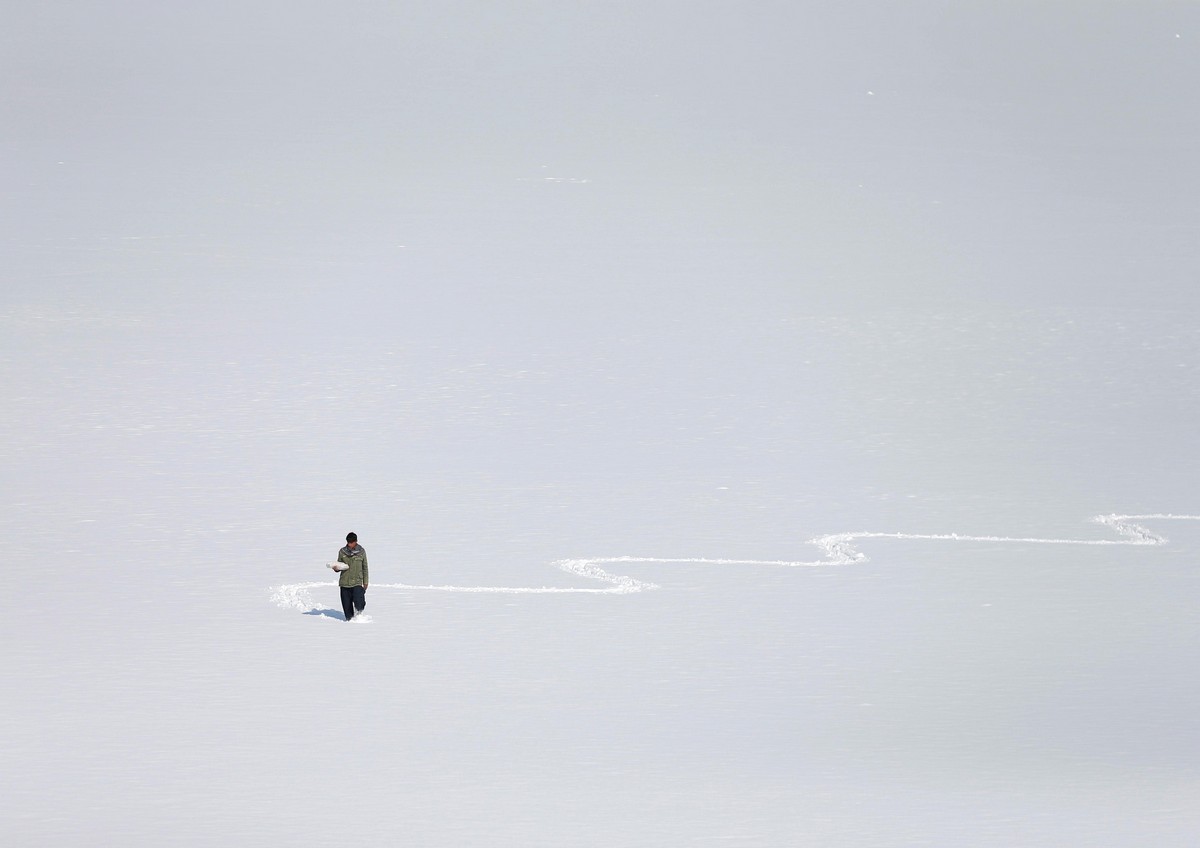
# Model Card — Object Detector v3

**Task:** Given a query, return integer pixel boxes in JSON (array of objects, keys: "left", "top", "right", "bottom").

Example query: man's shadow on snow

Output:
[{"left": 303, "top": 608, "right": 347, "bottom": 621}]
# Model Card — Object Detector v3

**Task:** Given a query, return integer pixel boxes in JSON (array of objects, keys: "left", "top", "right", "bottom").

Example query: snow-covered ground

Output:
[{"left": 4, "top": 3, "right": 1200, "bottom": 845}]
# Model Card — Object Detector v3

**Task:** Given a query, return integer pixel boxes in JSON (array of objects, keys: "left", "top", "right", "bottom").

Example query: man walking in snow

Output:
[{"left": 337, "top": 532, "right": 369, "bottom": 621}]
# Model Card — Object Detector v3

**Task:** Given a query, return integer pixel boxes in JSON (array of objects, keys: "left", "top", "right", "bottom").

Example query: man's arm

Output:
[{"left": 362, "top": 553, "right": 368, "bottom": 588}]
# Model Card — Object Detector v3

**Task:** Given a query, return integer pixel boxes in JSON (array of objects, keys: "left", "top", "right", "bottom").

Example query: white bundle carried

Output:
[{"left": 327, "top": 561, "right": 349, "bottom": 572}]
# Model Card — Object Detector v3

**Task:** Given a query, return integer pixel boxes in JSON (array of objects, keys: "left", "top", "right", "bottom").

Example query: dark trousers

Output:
[{"left": 340, "top": 586, "right": 366, "bottom": 621}]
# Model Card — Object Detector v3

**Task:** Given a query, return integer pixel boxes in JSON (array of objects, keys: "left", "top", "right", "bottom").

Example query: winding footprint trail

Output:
[{"left": 270, "top": 513, "right": 1199, "bottom": 612}]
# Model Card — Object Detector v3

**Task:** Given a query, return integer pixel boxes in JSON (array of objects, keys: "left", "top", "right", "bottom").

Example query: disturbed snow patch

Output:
[{"left": 270, "top": 514, "right": 1200, "bottom": 618}]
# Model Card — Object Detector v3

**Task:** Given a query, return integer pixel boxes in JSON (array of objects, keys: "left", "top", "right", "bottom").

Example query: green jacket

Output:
[{"left": 337, "top": 545, "right": 369, "bottom": 588}]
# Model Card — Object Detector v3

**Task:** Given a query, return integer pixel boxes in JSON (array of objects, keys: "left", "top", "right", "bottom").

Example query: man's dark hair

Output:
[{"left": 346, "top": 532, "right": 357, "bottom": 543}]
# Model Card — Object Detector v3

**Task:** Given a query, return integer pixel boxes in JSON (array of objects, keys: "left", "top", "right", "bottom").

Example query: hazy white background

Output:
[{"left": 3, "top": 2, "right": 1199, "bottom": 844}]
